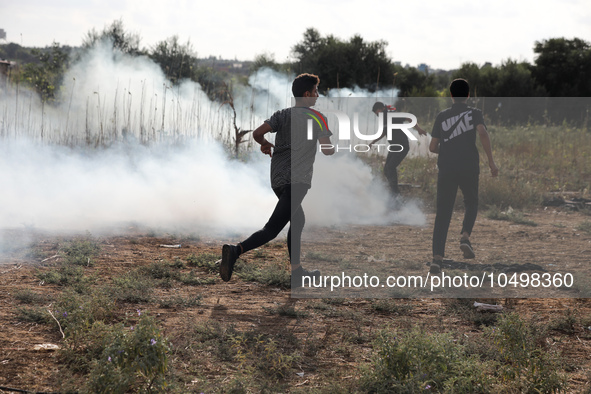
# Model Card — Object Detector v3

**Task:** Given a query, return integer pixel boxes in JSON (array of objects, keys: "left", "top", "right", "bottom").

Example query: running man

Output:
[
  {"left": 220, "top": 73, "right": 334, "bottom": 286},
  {"left": 429, "top": 78, "right": 498, "bottom": 274}
]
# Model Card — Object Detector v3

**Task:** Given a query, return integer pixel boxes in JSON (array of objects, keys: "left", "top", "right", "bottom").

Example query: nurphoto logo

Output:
[{"left": 306, "top": 109, "right": 419, "bottom": 153}]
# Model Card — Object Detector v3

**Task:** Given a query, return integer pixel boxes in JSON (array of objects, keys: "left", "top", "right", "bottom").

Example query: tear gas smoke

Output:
[{"left": 0, "top": 44, "right": 426, "bottom": 260}]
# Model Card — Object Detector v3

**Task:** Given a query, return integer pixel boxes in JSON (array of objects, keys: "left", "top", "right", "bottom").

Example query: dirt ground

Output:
[{"left": 1, "top": 208, "right": 591, "bottom": 392}]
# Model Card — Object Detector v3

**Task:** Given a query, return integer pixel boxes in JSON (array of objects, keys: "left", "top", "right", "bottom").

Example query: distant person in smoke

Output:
[
  {"left": 369, "top": 101, "right": 427, "bottom": 199},
  {"left": 220, "top": 73, "right": 335, "bottom": 287},
  {"left": 428, "top": 78, "right": 498, "bottom": 274}
]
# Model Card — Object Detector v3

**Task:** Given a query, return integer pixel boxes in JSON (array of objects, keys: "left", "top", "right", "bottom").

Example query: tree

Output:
[
  {"left": 82, "top": 19, "right": 143, "bottom": 56},
  {"left": 393, "top": 65, "right": 437, "bottom": 97},
  {"left": 494, "top": 59, "right": 545, "bottom": 97},
  {"left": 532, "top": 37, "right": 591, "bottom": 97},
  {"left": 21, "top": 42, "right": 69, "bottom": 101},
  {"left": 149, "top": 36, "right": 197, "bottom": 83},
  {"left": 452, "top": 61, "right": 545, "bottom": 97},
  {"left": 291, "top": 28, "right": 395, "bottom": 92},
  {"left": 251, "top": 52, "right": 277, "bottom": 72}
]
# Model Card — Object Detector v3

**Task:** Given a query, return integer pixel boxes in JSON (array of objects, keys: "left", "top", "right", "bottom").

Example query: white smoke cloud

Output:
[
  {"left": 0, "top": 53, "right": 426, "bottom": 260},
  {"left": 306, "top": 153, "right": 426, "bottom": 227},
  {"left": 0, "top": 139, "right": 275, "bottom": 233}
]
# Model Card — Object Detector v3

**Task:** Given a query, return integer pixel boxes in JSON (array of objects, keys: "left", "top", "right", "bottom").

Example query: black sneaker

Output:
[
  {"left": 220, "top": 244, "right": 239, "bottom": 281},
  {"left": 460, "top": 239, "right": 475, "bottom": 259},
  {"left": 429, "top": 260, "right": 442, "bottom": 274},
  {"left": 291, "top": 266, "right": 321, "bottom": 288}
]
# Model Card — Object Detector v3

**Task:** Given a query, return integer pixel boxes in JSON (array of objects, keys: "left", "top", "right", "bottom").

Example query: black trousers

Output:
[
  {"left": 432, "top": 170, "right": 479, "bottom": 258},
  {"left": 384, "top": 147, "right": 408, "bottom": 195},
  {"left": 240, "top": 183, "right": 309, "bottom": 266}
]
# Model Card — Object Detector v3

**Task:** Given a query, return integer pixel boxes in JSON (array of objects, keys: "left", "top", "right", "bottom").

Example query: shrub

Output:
[
  {"left": 60, "top": 235, "right": 101, "bottom": 266},
  {"left": 37, "top": 264, "right": 94, "bottom": 291},
  {"left": 13, "top": 289, "right": 46, "bottom": 304},
  {"left": 231, "top": 333, "right": 297, "bottom": 380},
  {"left": 110, "top": 271, "right": 154, "bottom": 303},
  {"left": 485, "top": 313, "right": 567, "bottom": 392},
  {"left": 235, "top": 262, "right": 290, "bottom": 288},
  {"left": 186, "top": 252, "right": 219, "bottom": 273},
  {"left": 360, "top": 327, "right": 492, "bottom": 393},
  {"left": 16, "top": 306, "right": 51, "bottom": 324},
  {"left": 86, "top": 314, "right": 169, "bottom": 393}
]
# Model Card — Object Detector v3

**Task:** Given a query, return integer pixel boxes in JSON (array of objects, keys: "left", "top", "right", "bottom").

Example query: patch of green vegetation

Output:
[
  {"left": 231, "top": 331, "right": 299, "bottom": 380},
  {"left": 86, "top": 314, "right": 169, "bottom": 393},
  {"left": 484, "top": 313, "right": 566, "bottom": 392},
  {"left": 235, "top": 261, "right": 290, "bottom": 288},
  {"left": 359, "top": 312, "right": 567, "bottom": 393},
  {"left": 360, "top": 326, "right": 492, "bottom": 393},
  {"left": 60, "top": 234, "right": 101, "bottom": 266},
  {"left": 110, "top": 271, "right": 155, "bottom": 303},
  {"left": 262, "top": 304, "right": 308, "bottom": 318},
  {"left": 158, "top": 295, "right": 202, "bottom": 309},
  {"left": 13, "top": 289, "right": 47, "bottom": 304},
  {"left": 37, "top": 264, "right": 95, "bottom": 291},
  {"left": 178, "top": 271, "right": 215, "bottom": 286},
  {"left": 186, "top": 252, "right": 219, "bottom": 274},
  {"left": 16, "top": 306, "right": 51, "bottom": 324}
]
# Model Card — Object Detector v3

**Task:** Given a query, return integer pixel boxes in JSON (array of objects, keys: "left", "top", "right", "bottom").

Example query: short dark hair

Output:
[
  {"left": 292, "top": 73, "right": 320, "bottom": 97},
  {"left": 372, "top": 101, "right": 385, "bottom": 113},
  {"left": 450, "top": 78, "right": 470, "bottom": 98}
]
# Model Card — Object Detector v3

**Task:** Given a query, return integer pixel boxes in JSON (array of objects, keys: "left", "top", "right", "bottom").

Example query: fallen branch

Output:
[
  {"left": 41, "top": 254, "right": 60, "bottom": 263},
  {"left": 47, "top": 308, "right": 65, "bottom": 339}
]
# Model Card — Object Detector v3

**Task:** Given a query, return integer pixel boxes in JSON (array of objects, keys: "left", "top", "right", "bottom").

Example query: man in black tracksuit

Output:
[{"left": 429, "top": 79, "right": 498, "bottom": 274}]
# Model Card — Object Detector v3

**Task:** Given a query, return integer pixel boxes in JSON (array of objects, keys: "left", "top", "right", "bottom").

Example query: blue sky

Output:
[{"left": 1, "top": 0, "right": 590, "bottom": 70}]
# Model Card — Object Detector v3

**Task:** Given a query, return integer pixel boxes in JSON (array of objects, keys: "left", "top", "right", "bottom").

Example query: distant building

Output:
[
  {"left": 0, "top": 28, "right": 6, "bottom": 40},
  {"left": 417, "top": 63, "right": 429, "bottom": 73}
]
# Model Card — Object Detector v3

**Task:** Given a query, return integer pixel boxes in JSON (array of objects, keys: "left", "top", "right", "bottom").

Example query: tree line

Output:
[{"left": 1, "top": 21, "right": 590, "bottom": 105}]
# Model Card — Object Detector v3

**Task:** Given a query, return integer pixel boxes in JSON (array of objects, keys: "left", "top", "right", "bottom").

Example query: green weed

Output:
[
  {"left": 110, "top": 271, "right": 154, "bottom": 303},
  {"left": 484, "top": 313, "right": 567, "bottom": 392},
  {"left": 185, "top": 252, "right": 219, "bottom": 273},
  {"left": 13, "top": 289, "right": 46, "bottom": 304},
  {"left": 360, "top": 326, "right": 492, "bottom": 393},
  {"left": 231, "top": 332, "right": 298, "bottom": 380},
  {"left": 60, "top": 235, "right": 101, "bottom": 266},
  {"left": 16, "top": 306, "right": 51, "bottom": 324},
  {"left": 263, "top": 304, "right": 308, "bottom": 318},
  {"left": 86, "top": 314, "right": 169, "bottom": 393},
  {"left": 235, "top": 262, "right": 290, "bottom": 288},
  {"left": 158, "top": 295, "right": 202, "bottom": 309}
]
